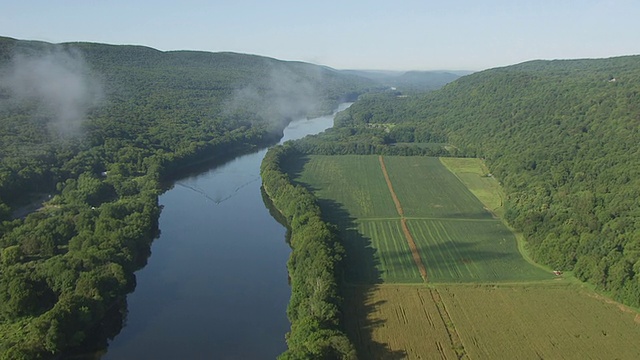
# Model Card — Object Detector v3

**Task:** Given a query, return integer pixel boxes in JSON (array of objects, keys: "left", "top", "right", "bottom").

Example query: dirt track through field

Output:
[
  {"left": 379, "top": 156, "right": 428, "bottom": 282},
  {"left": 430, "top": 288, "right": 467, "bottom": 359}
]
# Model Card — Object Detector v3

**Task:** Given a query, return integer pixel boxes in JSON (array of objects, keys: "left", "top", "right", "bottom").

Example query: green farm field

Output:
[
  {"left": 408, "top": 218, "right": 549, "bottom": 282},
  {"left": 350, "top": 220, "right": 423, "bottom": 283},
  {"left": 285, "top": 155, "right": 397, "bottom": 221},
  {"left": 290, "top": 155, "right": 548, "bottom": 283},
  {"left": 289, "top": 154, "right": 640, "bottom": 359},
  {"left": 439, "top": 157, "right": 506, "bottom": 217},
  {"left": 383, "top": 156, "right": 492, "bottom": 220}
]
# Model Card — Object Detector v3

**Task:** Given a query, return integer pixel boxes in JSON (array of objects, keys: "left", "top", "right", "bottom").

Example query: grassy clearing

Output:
[
  {"left": 439, "top": 157, "right": 554, "bottom": 272},
  {"left": 439, "top": 157, "right": 505, "bottom": 217},
  {"left": 408, "top": 219, "right": 551, "bottom": 282},
  {"left": 383, "top": 156, "right": 492, "bottom": 219}
]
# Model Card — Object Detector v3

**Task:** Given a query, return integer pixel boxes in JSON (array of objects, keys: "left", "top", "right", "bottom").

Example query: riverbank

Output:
[
  {"left": 260, "top": 143, "right": 356, "bottom": 359},
  {"left": 100, "top": 107, "right": 348, "bottom": 359}
]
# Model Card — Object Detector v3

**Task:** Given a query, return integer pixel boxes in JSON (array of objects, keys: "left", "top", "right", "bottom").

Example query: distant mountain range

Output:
[{"left": 341, "top": 69, "right": 471, "bottom": 91}]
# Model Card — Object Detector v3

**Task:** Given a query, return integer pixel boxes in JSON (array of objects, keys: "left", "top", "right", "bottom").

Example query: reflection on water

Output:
[{"left": 101, "top": 104, "right": 350, "bottom": 359}]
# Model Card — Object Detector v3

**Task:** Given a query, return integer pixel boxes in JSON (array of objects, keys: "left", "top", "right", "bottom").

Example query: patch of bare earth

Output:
[{"left": 379, "top": 155, "right": 428, "bottom": 282}]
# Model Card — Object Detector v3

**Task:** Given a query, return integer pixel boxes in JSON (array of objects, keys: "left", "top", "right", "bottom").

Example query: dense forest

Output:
[
  {"left": 304, "top": 56, "right": 640, "bottom": 309},
  {"left": 0, "top": 36, "right": 374, "bottom": 359}
]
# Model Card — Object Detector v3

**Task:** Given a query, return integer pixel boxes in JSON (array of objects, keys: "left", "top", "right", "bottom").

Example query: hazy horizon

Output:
[{"left": 2, "top": 1, "right": 639, "bottom": 71}]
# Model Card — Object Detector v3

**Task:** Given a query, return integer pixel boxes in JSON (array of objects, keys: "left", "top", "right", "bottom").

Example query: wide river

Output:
[{"left": 102, "top": 103, "right": 351, "bottom": 360}]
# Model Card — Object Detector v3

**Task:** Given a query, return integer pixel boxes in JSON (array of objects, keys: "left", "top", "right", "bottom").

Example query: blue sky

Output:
[{"left": 2, "top": 0, "right": 639, "bottom": 71}]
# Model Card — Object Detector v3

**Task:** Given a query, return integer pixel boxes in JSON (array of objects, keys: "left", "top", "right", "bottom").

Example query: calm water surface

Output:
[{"left": 103, "top": 104, "right": 350, "bottom": 360}]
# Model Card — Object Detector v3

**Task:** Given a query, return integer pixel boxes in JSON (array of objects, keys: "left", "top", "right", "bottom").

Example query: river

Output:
[{"left": 102, "top": 103, "right": 351, "bottom": 360}]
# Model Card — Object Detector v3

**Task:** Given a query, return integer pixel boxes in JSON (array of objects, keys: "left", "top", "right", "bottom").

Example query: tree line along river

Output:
[{"left": 101, "top": 104, "right": 351, "bottom": 359}]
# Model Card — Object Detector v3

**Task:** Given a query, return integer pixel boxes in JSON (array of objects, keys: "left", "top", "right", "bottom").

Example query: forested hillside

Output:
[
  {"left": 319, "top": 56, "right": 640, "bottom": 308},
  {"left": 0, "top": 36, "right": 373, "bottom": 358}
]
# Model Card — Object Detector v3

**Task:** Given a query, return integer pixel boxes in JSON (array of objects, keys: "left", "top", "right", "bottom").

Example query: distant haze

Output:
[
  {"left": 0, "top": 48, "right": 104, "bottom": 136},
  {"left": 1, "top": 1, "right": 639, "bottom": 71},
  {"left": 224, "top": 64, "right": 322, "bottom": 128}
]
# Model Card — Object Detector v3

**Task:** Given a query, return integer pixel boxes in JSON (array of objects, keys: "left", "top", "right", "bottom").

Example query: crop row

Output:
[
  {"left": 290, "top": 155, "right": 397, "bottom": 220},
  {"left": 342, "top": 285, "right": 458, "bottom": 359},
  {"left": 291, "top": 155, "right": 549, "bottom": 284},
  {"left": 438, "top": 285, "right": 640, "bottom": 359},
  {"left": 383, "top": 156, "right": 493, "bottom": 219},
  {"left": 408, "top": 219, "right": 549, "bottom": 282},
  {"left": 344, "top": 284, "right": 640, "bottom": 360}
]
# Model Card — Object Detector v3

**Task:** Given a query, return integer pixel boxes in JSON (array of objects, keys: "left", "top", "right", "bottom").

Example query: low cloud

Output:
[
  {"left": 224, "top": 63, "right": 323, "bottom": 129},
  {"left": 0, "top": 47, "right": 104, "bottom": 136}
]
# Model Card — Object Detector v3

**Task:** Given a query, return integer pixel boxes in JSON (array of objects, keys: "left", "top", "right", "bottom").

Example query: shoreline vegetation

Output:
[
  {"left": 0, "top": 36, "right": 373, "bottom": 359},
  {"left": 261, "top": 144, "right": 357, "bottom": 359},
  {"left": 0, "top": 128, "right": 288, "bottom": 359}
]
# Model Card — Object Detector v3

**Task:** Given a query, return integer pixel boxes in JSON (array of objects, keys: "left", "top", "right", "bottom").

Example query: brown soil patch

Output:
[
  {"left": 430, "top": 288, "right": 467, "bottom": 359},
  {"left": 378, "top": 155, "right": 428, "bottom": 282},
  {"left": 378, "top": 155, "right": 404, "bottom": 217},
  {"left": 401, "top": 218, "right": 428, "bottom": 281}
]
